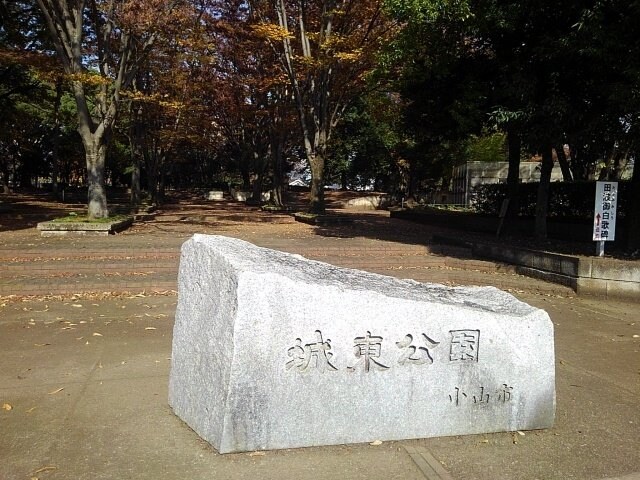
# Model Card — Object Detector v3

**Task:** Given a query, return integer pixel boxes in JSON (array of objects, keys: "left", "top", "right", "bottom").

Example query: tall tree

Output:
[
  {"left": 35, "top": 0, "right": 181, "bottom": 218},
  {"left": 0, "top": 1, "right": 60, "bottom": 192},
  {"left": 182, "top": 1, "right": 287, "bottom": 200},
  {"left": 248, "top": 0, "right": 397, "bottom": 212},
  {"left": 388, "top": 0, "right": 640, "bottom": 242}
]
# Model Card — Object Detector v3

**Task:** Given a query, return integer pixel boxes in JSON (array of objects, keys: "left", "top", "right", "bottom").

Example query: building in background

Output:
[{"left": 450, "top": 161, "right": 564, "bottom": 206}]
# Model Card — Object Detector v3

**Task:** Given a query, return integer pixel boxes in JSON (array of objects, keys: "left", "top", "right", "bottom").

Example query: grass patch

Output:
[
  {"left": 51, "top": 213, "right": 130, "bottom": 224},
  {"left": 294, "top": 212, "right": 354, "bottom": 225}
]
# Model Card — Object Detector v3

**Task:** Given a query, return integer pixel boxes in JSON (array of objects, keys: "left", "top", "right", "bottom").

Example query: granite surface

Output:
[{"left": 168, "top": 234, "right": 556, "bottom": 453}]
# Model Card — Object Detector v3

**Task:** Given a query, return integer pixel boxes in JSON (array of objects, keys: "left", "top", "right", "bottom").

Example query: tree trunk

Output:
[
  {"left": 51, "top": 77, "right": 63, "bottom": 196},
  {"left": 555, "top": 144, "right": 573, "bottom": 182},
  {"left": 155, "top": 152, "right": 167, "bottom": 205},
  {"left": 534, "top": 145, "right": 554, "bottom": 240},
  {"left": 627, "top": 158, "right": 640, "bottom": 254},
  {"left": 506, "top": 130, "right": 521, "bottom": 220},
  {"left": 241, "top": 170, "right": 251, "bottom": 191},
  {"left": 85, "top": 142, "right": 109, "bottom": 219},
  {"left": 340, "top": 172, "right": 348, "bottom": 191},
  {"left": 130, "top": 156, "right": 141, "bottom": 210},
  {"left": 269, "top": 136, "right": 285, "bottom": 207},
  {"left": 614, "top": 148, "right": 630, "bottom": 180},
  {"left": 158, "top": 166, "right": 166, "bottom": 205},
  {"left": 130, "top": 104, "right": 144, "bottom": 209},
  {"left": 252, "top": 170, "right": 264, "bottom": 203},
  {"left": 0, "top": 169, "right": 9, "bottom": 194},
  {"left": 147, "top": 152, "right": 158, "bottom": 206},
  {"left": 308, "top": 153, "right": 326, "bottom": 213},
  {"left": 395, "top": 156, "right": 410, "bottom": 200}
]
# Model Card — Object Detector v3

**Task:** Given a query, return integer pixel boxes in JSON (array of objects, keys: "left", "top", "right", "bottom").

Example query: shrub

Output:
[{"left": 470, "top": 181, "right": 631, "bottom": 219}]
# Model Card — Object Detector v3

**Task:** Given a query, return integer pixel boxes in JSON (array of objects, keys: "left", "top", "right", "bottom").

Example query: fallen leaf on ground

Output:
[
  {"left": 71, "top": 304, "right": 82, "bottom": 308},
  {"left": 145, "top": 327, "right": 157, "bottom": 330},
  {"left": 2, "top": 403, "right": 12, "bottom": 411},
  {"left": 248, "top": 451, "right": 266, "bottom": 456},
  {"left": 47, "top": 388, "right": 64, "bottom": 395},
  {"left": 369, "top": 440, "right": 383, "bottom": 446},
  {"left": 92, "top": 332, "right": 103, "bottom": 336},
  {"left": 32, "top": 466, "right": 58, "bottom": 474},
  {"left": 34, "top": 343, "right": 51, "bottom": 347},
  {"left": 26, "top": 406, "right": 37, "bottom": 413},
  {"left": 517, "top": 431, "right": 525, "bottom": 436}
]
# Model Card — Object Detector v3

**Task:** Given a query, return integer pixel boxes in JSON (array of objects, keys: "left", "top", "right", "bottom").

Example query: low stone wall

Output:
[
  {"left": 36, "top": 217, "right": 133, "bottom": 236},
  {"left": 463, "top": 241, "right": 639, "bottom": 301}
]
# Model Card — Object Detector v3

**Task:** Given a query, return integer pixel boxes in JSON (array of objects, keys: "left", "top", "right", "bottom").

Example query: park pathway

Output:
[{"left": 0, "top": 198, "right": 574, "bottom": 298}]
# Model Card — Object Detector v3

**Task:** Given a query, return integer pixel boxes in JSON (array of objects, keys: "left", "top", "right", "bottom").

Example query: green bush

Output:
[{"left": 471, "top": 181, "right": 631, "bottom": 219}]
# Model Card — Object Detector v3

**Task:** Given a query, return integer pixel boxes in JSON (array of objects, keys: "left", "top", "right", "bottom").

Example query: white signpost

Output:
[{"left": 593, "top": 181, "right": 618, "bottom": 256}]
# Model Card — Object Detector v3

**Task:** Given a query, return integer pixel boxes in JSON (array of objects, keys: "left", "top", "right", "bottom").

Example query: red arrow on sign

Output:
[{"left": 595, "top": 213, "right": 601, "bottom": 226}]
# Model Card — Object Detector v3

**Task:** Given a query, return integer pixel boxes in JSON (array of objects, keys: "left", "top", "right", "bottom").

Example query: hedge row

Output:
[{"left": 470, "top": 181, "right": 631, "bottom": 218}]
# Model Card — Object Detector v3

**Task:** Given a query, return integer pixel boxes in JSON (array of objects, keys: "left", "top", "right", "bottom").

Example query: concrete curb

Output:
[
  {"left": 434, "top": 235, "right": 640, "bottom": 301},
  {"left": 36, "top": 217, "right": 133, "bottom": 236}
]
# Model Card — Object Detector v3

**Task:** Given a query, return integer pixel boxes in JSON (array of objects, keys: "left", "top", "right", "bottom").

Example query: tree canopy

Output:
[{"left": 1, "top": 0, "right": 639, "bottom": 247}]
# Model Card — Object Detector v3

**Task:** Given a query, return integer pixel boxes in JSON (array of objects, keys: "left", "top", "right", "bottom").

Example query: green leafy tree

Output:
[{"left": 386, "top": 0, "right": 640, "bottom": 244}]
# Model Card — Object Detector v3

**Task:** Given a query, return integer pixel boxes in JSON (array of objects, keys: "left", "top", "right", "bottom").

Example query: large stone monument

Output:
[{"left": 169, "top": 235, "right": 555, "bottom": 454}]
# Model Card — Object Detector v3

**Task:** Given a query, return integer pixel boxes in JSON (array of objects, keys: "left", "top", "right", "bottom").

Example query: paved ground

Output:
[
  {"left": 1, "top": 193, "right": 639, "bottom": 480},
  {"left": 1, "top": 293, "right": 638, "bottom": 480},
  {"left": 0, "top": 193, "right": 575, "bottom": 297}
]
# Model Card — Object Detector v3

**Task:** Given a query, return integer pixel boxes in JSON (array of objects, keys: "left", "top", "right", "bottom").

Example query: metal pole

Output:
[{"left": 596, "top": 240, "right": 605, "bottom": 257}]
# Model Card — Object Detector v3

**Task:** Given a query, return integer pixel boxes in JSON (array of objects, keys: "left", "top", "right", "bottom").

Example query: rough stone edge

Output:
[
  {"left": 172, "top": 235, "right": 556, "bottom": 453},
  {"left": 168, "top": 236, "right": 238, "bottom": 453}
]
